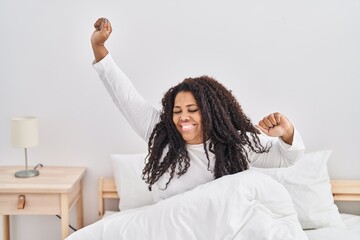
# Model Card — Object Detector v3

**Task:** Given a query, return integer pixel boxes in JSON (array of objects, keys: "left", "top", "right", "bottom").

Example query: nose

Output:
[{"left": 180, "top": 115, "right": 190, "bottom": 121}]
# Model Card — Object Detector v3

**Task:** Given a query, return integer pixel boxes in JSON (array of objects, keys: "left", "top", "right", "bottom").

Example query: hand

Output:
[
  {"left": 256, "top": 112, "right": 295, "bottom": 145},
  {"left": 91, "top": 18, "right": 112, "bottom": 47},
  {"left": 91, "top": 18, "right": 112, "bottom": 62}
]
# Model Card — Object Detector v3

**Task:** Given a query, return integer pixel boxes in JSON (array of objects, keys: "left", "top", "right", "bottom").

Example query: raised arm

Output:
[
  {"left": 91, "top": 18, "right": 160, "bottom": 141},
  {"left": 91, "top": 18, "right": 111, "bottom": 62},
  {"left": 249, "top": 112, "right": 305, "bottom": 168}
]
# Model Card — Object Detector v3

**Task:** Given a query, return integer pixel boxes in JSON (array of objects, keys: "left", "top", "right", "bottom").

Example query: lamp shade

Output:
[{"left": 11, "top": 116, "right": 39, "bottom": 148}]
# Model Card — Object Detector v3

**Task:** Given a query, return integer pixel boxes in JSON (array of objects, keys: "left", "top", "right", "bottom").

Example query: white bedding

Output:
[
  {"left": 66, "top": 170, "right": 308, "bottom": 240},
  {"left": 305, "top": 213, "right": 360, "bottom": 240}
]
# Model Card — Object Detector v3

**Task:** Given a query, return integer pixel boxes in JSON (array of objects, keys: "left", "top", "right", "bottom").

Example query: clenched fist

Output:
[{"left": 256, "top": 112, "right": 294, "bottom": 145}]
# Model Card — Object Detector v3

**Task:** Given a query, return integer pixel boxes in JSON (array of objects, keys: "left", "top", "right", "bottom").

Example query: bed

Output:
[{"left": 67, "top": 151, "right": 360, "bottom": 240}]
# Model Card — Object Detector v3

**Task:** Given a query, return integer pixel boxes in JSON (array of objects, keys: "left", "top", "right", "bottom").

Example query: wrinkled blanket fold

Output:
[{"left": 66, "top": 170, "right": 308, "bottom": 240}]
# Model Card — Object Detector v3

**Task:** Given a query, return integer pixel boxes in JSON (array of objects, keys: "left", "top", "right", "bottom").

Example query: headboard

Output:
[
  {"left": 98, "top": 177, "right": 119, "bottom": 217},
  {"left": 331, "top": 180, "right": 360, "bottom": 201},
  {"left": 98, "top": 177, "right": 360, "bottom": 217}
]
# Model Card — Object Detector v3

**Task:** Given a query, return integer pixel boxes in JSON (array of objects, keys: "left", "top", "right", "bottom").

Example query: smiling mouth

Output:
[{"left": 181, "top": 124, "right": 196, "bottom": 132}]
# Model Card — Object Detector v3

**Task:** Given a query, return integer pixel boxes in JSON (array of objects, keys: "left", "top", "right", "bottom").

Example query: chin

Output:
[{"left": 184, "top": 138, "right": 201, "bottom": 145}]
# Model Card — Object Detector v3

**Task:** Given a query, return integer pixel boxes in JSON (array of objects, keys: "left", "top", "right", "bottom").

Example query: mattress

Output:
[{"left": 305, "top": 213, "right": 360, "bottom": 240}]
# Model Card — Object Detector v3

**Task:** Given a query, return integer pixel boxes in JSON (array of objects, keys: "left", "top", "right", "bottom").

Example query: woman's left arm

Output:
[{"left": 248, "top": 112, "right": 305, "bottom": 168}]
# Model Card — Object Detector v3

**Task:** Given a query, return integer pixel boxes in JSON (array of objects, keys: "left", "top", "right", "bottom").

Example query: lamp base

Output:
[{"left": 15, "top": 169, "right": 39, "bottom": 178}]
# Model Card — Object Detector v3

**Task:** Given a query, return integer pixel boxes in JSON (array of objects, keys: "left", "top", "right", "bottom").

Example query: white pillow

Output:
[
  {"left": 252, "top": 150, "right": 345, "bottom": 230},
  {"left": 111, "top": 153, "right": 153, "bottom": 211}
]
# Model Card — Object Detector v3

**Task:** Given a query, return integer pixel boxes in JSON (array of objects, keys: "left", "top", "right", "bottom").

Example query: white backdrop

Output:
[{"left": 0, "top": 0, "right": 359, "bottom": 239}]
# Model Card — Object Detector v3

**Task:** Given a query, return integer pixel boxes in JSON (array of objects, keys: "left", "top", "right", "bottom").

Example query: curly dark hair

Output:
[{"left": 142, "top": 76, "right": 269, "bottom": 190}]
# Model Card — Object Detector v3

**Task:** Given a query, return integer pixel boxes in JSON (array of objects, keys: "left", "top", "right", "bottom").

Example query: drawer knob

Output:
[{"left": 17, "top": 195, "right": 26, "bottom": 209}]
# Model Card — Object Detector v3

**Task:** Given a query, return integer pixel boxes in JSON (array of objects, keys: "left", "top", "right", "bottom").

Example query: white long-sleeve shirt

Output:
[{"left": 93, "top": 54, "right": 305, "bottom": 203}]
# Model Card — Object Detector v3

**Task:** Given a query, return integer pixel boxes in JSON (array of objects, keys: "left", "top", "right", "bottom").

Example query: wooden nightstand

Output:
[{"left": 0, "top": 166, "right": 86, "bottom": 240}]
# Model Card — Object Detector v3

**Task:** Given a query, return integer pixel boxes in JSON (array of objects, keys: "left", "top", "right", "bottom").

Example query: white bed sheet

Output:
[{"left": 305, "top": 213, "right": 360, "bottom": 240}]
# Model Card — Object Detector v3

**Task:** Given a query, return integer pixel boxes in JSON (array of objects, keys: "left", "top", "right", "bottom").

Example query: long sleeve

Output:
[
  {"left": 248, "top": 128, "right": 305, "bottom": 168},
  {"left": 92, "top": 54, "right": 160, "bottom": 142}
]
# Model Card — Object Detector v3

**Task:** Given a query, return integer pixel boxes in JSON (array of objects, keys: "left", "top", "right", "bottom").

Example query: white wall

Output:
[{"left": 0, "top": 0, "right": 359, "bottom": 239}]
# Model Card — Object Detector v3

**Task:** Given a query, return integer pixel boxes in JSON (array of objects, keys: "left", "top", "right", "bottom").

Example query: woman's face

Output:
[{"left": 172, "top": 91, "right": 203, "bottom": 144}]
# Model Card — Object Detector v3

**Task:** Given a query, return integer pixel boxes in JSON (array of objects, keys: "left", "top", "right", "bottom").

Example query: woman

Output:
[{"left": 91, "top": 18, "right": 305, "bottom": 203}]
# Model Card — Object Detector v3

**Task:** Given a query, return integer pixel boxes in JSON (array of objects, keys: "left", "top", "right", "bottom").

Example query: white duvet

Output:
[
  {"left": 67, "top": 170, "right": 308, "bottom": 240},
  {"left": 305, "top": 214, "right": 360, "bottom": 240}
]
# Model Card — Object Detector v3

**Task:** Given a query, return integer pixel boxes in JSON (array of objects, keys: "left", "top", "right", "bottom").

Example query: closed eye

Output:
[{"left": 188, "top": 109, "right": 199, "bottom": 113}]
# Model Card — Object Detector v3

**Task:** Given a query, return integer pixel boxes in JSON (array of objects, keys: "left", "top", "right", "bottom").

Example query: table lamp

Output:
[{"left": 11, "top": 116, "right": 39, "bottom": 178}]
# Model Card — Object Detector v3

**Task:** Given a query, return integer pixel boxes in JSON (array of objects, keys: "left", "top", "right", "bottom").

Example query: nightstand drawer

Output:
[{"left": 0, "top": 193, "right": 60, "bottom": 215}]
